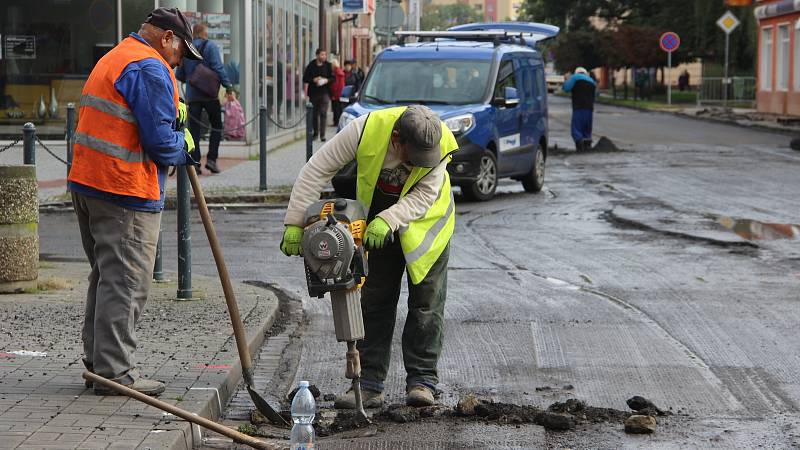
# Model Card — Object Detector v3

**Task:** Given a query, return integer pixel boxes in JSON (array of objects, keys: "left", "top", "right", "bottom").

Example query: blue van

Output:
[{"left": 334, "top": 22, "right": 559, "bottom": 201}]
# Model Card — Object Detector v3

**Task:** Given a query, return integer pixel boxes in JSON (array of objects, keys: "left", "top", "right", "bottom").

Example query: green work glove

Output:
[
  {"left": 280, "top": 225, "right": 304, "bottom": 256},
  {"left": 177, "top": 101, "right": 188, "bottom": 129},
  {"left": 184, "top": 129, "right": 195, "bottom": 154},
  {"left": 364, "top": 217, "right": 392, "bottom": 250}
]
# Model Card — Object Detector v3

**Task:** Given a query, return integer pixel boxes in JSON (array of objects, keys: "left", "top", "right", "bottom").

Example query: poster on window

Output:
[
  {"left": 5, "top": 35, "right": 36, "bottom": 59},
  {"left": 204, "top": 13, "right": 231, "bottom": 56}
]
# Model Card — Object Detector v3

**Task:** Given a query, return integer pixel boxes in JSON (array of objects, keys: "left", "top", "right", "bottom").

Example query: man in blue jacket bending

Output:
[
  {"left": 176, "top": 22, "right": 231, "bottom": 174},
  {"left": 562, "top": 67, "right": 596, "bottom": 152}
]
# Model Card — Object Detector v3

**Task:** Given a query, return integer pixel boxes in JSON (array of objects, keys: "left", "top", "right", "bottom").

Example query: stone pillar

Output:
[{"left": 0, "top": 166, "right": 39, "bottom": 293}]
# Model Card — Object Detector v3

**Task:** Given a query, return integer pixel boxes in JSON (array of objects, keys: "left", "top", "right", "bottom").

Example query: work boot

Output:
[
  {"left": 205, "top": 159, "right": 221, "bottom": 174},
  {"left": 406, "top": 385, "right": 435, "bottom": 407},
  {"left": 582, "top": 139, "right": 593, "bottom": 152},
  {"left": 94, "top": 378, "right": 166, "bottom": 397},
  {"left": 333, "top": 388, "right": 384, "bottom": 409}
]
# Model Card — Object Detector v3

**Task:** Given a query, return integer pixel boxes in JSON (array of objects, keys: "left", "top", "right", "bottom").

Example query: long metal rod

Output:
[
  {"left": 83, "top": 372, "right": 281, "bottom": 450},
  {"left": 177, "top": 166, "right": 192, "bottom": 299}
]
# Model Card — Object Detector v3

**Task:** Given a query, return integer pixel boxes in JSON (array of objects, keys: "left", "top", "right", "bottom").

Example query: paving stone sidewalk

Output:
[{"left": 0, "top": 261, "right": 280, "bottom": 449}]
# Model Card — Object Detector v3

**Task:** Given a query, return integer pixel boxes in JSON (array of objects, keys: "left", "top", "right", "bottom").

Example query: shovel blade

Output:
[{"left": 247, "top": 384, "right": 290, "bottom": 427}]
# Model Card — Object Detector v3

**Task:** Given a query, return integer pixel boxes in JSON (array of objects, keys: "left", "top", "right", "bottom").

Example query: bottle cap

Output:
[{"left": 299, "top": 380, "right": 310, "bottom": 388}]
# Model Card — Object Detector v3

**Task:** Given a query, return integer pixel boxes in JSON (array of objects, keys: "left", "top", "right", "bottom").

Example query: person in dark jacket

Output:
[
  {"left": 175, "top": 22, "right": 231, "bottom": 174},
  {"left": 562, "top": 67, "right": 596, "bottom": 152},
  {"left": 303, "top": 48, "right": 334, "bottom": 141}
]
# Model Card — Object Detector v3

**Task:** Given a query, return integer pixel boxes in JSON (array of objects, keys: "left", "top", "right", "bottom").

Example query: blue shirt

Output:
[
  {"left": 562, "top": 73, "right": 596, "bottom": 92},
  {"left": 69, "top": 33, "right": 191, "bottom": 212},
  {"left": 175, "top": 38, "right": 231, "bottom": 102}
]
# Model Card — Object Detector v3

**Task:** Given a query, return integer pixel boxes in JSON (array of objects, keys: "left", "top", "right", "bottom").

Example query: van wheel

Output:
[
  {"left": 464, "top": 151, "right": 497, "bottom": 201},
  {"left": 521, "top": 148, "right": 545, "bottom": 193}
]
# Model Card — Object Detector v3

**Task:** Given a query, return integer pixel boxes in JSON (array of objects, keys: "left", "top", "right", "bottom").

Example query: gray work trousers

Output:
[{"left": 72, "top": 192, "right": 161, "bottom": 384}]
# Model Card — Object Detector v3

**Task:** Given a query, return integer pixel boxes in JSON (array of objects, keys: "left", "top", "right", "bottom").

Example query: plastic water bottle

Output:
[{"left": 290, "top": 381, "right": 315, "bottom": 450}]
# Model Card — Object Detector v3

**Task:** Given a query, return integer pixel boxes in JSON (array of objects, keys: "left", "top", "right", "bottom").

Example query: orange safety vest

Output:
[{"left": 68, "top": 36, "right": 179, "bottom": 200}]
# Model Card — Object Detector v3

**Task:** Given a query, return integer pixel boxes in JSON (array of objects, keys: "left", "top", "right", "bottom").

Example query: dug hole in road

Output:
[{"left": 40, "top": 97, "right": 800, "bottom": 449}]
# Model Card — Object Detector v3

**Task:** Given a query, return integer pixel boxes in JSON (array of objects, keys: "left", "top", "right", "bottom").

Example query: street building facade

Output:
[
  {"left": 755, "top": 0, "right": 800, "bottom": 115},
  {"left": 0, "top": 0, "right": 323, "bottom": 142}
]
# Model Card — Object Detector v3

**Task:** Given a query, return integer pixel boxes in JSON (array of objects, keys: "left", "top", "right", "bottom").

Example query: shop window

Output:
[
  {"left": 760, "top": 27, "right": 773, "bottom": 91},
  {"left": 777, "top": 24, "right": 790, "bottom": 91}
]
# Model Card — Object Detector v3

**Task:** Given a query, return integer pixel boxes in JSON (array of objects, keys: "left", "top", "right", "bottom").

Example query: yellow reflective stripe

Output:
[
  {"left": 403, "top": 191, "right": 455, "bottom": 265},
  {"left": 80, "top": 94, "right": 136, "bottom": 123},
  {"left": 74, "top": 132, "right": 148, "bottom": 163}
]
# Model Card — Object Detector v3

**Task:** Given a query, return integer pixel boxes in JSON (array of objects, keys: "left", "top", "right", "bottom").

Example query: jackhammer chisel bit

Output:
[{"left": 346, "top": 341, "right": 370, "bottom": 423}]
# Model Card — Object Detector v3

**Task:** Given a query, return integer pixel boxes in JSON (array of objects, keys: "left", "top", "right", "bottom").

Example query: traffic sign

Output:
[
  {"left": 659, "top": 32, "right": 680, "bottom": 53},
  {"left": 717, "top": 11, "right": 740, "bottom": 34}
]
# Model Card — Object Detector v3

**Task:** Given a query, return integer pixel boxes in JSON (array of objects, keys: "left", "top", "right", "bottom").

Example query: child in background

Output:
[{"left": 223, "top": 88, "right": 245, "bottom": 141}]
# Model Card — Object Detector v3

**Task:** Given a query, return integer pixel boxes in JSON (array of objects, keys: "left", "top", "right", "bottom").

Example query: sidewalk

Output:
[
  {"left": 593, "top": 93, "right": 800, "bottom": 134},
  {"left": 0, "top": 260, "right": 280, "bottom": 449},
  {"left": 0, "top": 124, "right": 336, "bottom": 205}
]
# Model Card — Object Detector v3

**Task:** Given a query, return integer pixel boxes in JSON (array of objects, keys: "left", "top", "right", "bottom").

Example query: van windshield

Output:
[{"left": 361, "top": 59, "right": 492, "bottom": 105}]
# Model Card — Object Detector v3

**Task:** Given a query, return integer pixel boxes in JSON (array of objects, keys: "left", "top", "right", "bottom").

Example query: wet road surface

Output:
[{"left": 40, "top": 97, "right": 800, "bottom": 448}]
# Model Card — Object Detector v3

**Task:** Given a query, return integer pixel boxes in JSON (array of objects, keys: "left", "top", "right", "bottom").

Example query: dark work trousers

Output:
[
  {"left": 357, "top": 188, "right": 450, "bottom": 393},
  {"left": 310, "top": 93, "right": 330, "bottom": 139},
  {"left": 188, "top": 99, "right": 223, "bottom": 163},
  {"left": 72, "top": 192, "right": 161, "bottom": 384}
]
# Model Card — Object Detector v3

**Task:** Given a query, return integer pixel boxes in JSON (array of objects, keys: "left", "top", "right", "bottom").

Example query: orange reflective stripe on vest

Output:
[{"left": 67, "top": 36, "right": 179, "bottom": 200}]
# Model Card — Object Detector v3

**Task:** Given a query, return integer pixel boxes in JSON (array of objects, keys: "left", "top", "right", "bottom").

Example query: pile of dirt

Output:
[{"left": 251, "top": 394, "right": 672, "bottom": 437}]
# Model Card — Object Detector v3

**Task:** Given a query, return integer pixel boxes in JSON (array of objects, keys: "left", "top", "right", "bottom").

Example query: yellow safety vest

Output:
[{"left": 356, "top": 106, "right": 459, "bottom": 284}]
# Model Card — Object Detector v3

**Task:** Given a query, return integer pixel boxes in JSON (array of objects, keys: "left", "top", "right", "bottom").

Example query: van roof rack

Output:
[{"left": 395, "top": 22, "right": 559, "bottom": 47}]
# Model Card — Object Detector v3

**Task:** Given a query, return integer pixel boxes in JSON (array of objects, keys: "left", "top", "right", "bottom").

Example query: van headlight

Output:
[
  {"left": 338, "top": 111, "right": 356, "bottom": 131},
  {"left": 444, "top": 114, "right": 475, "bottom": 135}
]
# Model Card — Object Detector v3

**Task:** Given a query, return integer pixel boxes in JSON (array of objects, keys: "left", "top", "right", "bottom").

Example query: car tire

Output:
[
  {"left": 521, "top": 148, "right": 545, "bottom": 193},
  {"left": 463, "top": 150, "right": 497, "bottom": 201}
]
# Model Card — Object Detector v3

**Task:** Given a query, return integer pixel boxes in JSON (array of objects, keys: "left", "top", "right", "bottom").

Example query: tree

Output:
[{"left": 420, "top": 4, "right": 483, "bottom": 31}]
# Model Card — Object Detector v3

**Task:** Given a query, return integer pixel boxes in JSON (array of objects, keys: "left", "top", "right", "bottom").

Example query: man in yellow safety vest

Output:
[{"left": 281, "top": 105, "right": 457, "bottom": 407}]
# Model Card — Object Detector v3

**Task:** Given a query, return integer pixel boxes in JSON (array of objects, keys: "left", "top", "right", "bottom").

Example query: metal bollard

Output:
[
  {"left": 305, "top": 102, "right": 313, "bottom": 161},
  {"left": 177, "top": 166, "right": 192, "bottom": 299},
  {"left": 22, "top": 122, "right": 36, "bottom": 165},
  {"left": 66, "top": 103, "right": 76, "bottom": 177},
  {"left": 259, "top": 106, "right": 267, "bottom": 191},
  {"left": 153, "top": 229, "right": 165, "bottom": 282}
]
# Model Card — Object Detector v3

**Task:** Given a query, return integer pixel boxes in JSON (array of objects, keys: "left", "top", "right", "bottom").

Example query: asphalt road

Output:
[{"left": 39, "top": 97, "right": 800, "bottom": 448}]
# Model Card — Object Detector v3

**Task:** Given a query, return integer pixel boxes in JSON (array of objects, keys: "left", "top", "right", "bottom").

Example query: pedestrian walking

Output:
[
  {"left": 223, "top": 88, "right": 245, "bottom": 141},
  {"left": 303, "top": 48, "right": 334, "bottom": 141},
  {"left": 67, "top": 7, "right": 200, "bottom": 396},
  {"left": 280, "top": 105, "right": 458, "bottom": 408},
  {"left": 344, "top": 59, "right": 365, "bottom": 96},
  {"left": 330, "top": 58, "right": 346, "bottom": 127},
  {"left": 175, "top": 22, "right": 232, "bottom": 174},
  {"left": 562, "top": 67, "right": 596, "bottom": 152},
  {"left": 678, "top": 70, "right": 690, "bottom": 92}
]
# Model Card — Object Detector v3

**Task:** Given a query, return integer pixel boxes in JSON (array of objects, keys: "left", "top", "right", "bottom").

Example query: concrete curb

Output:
[{"left": 139, "top": 282, "right": 282, "bottom": 450}]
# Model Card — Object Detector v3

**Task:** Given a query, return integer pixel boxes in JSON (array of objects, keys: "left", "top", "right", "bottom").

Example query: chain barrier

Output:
[
  {"left": 0, "top": 138, "right": 21, "bottom": 154},
  {"left": 188, "top": 110, "right": 307, "bottom": 133},
  {"left": 267, "top": 112, "right": 308, "bottom": 130},
  {"left": 35, "top": 136, "right": 69, "bottom": 165}
]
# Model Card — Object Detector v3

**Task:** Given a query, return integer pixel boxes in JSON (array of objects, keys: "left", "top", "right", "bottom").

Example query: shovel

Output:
[{"left": 186, "top": 165, "right": 290, "bottom": 427}]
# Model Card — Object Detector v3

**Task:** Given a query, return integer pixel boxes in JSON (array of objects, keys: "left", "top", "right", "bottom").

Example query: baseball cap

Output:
[
  {"left": 145, "top": 7, "right": 203, "bottom": 60},
  {"left": 575, "top": 67, "right": 588, "bottom": 74},
  {"left": 394, "top": 105, "right": 442, "bottom": 168}
]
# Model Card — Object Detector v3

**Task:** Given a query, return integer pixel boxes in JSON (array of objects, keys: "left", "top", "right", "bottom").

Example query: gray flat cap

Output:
[{"left": 394, "top": 105, "right": 442, "bottom": 168}]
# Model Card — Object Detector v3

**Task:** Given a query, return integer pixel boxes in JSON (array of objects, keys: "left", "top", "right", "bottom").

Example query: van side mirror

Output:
[
  {"left": 504, "top": 87, "right": 519, "bottom": 107},
  {"left": 341, "top": 85, "right": 354, "bottom": 103}
]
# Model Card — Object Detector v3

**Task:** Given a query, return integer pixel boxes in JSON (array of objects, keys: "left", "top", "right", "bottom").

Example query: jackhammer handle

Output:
[{"left": 186, "top": 165, "right": 255, "bottom": 384}]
